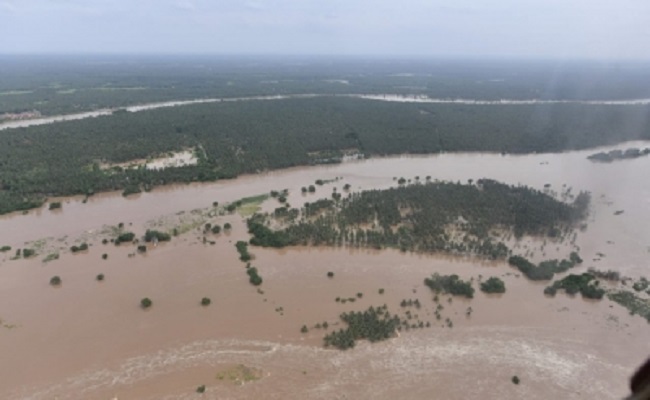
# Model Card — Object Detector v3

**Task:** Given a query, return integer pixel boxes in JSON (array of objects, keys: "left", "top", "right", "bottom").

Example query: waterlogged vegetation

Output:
[
  {"left": 322, "top": 305, "right": 401, "bottom": 350},
  {"left": 544, "top": 273, "right": 606, "bottom": 299},
  {"left": 607, "top": 291, "right": 650, "bottom": 322},
  {"left": 424, "top": 274, "right": 475, "bottom": 298},
  {"left": 480, "top": 277, "right": 506, "bottom": 294},
  {"left": 588, "top": 147, "right": 650, "bottom": 162},
  {"left": 246, "top": 180, "right": 589, "bottom": 260},
  {"left": 508, "top": 253, "right": 583, "bottom": 281}
]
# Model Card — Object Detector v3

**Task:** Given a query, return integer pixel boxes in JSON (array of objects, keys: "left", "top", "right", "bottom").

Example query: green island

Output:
[{"left": 246, "top": 179, "right": 589, "bottom": 257}]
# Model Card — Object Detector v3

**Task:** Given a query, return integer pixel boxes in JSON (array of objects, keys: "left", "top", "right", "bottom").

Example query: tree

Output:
[
  {"left": 140, "top": 297, "right": 153, "bottom": 309},
  {"left": 50, "top": 276, "right": 62, "bottom": 286},
  {"left": 480, "top": 277, "right": 506, "bottom": 293},
  {"left": 96, "top": 273, "right": 105, "bottom": 281},
  {"left": 201, "top": 297, "right": 211, "bottom": 306},
  {"left": 512, "top": 376, "right": 520, "bottom": 385}
]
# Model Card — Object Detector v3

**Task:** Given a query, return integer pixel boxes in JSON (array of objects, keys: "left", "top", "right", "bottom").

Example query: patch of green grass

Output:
[
  {"left": 237, "top": 194, "right": 270, "bottom": 217},
  {"left": 215, "top": 364, "right": 261, "bottom": 385}
]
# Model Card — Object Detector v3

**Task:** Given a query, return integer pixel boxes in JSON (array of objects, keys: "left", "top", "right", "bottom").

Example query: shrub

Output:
[
  {"left": 102, "top": 253, "right": 108, "bottom": 260},
  {"left": 0, "top": 245, "right": 11, "bottom": 252},
  {"left": 70, "top": 243, "right": 89, "bottom": 253},
  {"left": 201, "top": 297, "right": 211, "bottom": 306},
  {"left": 144, "top": 229, "right": 171, "bottom": 242},
  {"left": 196, "top": 385, "right": 206, "bottom": 394},
  {"left": 49, "top": 202, "right": 62, "bottom": 210},
  {"left": 137, "top": 245, "right": 147, "bottom": 253},
  {"left": 480, "top": 277, "right": 506, "bottom": 294},
  {"left": 140, "top": 298, "right": 153, "bottom": 309},
  {"left": 96, "top": 273, "right": 105, "bottom": 281},
  {"left": 235, "top": 241, "right": 251, "bottom": 261},
  {"left": 512, "top": 376, "right": 520, "bottom": 385},
  {"left": 424, "top": 273, "right": 474, "bottom": 298},
  {"left": 327, "top": 271, "right": 334, "bottom": 278},
  {"left": 224, "top": 223, "right": 232, "bottom": 230},
  {"left": 50, "top": 276, "right": 62, "bottom": 286},
  {"left": 22, "top": 248, "right": 36, "bottom": 258},
  {"left": 115, "top": 232, "right": 135, "bottom": 244},
  {"left": 211, "top": 225, "right": 221, "bottom": 234},
  {"left": 247, "top": 267, "right": 263, "bottom": 286}
]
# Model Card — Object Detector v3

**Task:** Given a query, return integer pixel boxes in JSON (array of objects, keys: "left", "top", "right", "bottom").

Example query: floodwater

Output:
[
  {"left": 1, "top": 142, "right": 649, "bottom": 399},
  {"left": 2, "top": 93, "right": 649, "bottom": 131}
]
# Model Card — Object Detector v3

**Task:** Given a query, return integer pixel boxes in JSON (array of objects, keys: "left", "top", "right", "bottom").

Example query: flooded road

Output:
[{"left": 0, "top": 142, "right": 649, "bottom": 399}]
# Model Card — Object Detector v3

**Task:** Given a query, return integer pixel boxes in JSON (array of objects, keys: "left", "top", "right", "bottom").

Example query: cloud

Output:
[
  {"left": 0, "top": 1, "right": 17, "bottom": 12},
  {"left": 173, "top": 0, "right": 196, "bottom": 11}
]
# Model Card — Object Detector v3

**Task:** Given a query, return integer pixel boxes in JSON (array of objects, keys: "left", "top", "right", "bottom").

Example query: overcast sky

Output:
[{"left": 1, "top": 0, "right": 649, "bottom": 59}]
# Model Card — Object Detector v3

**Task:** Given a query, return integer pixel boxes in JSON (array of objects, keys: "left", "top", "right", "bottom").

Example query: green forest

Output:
[
  {"left": 246, "top": 180, "right": 589, "bottom": 260},
  {"left": 0, "top": 93, "right": 640, "bottom": 215}
]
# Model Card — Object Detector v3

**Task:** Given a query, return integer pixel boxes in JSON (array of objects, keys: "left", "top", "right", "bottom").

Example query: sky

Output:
[{"left": 1, "top": 0, "right": 649, "bottom": 59}]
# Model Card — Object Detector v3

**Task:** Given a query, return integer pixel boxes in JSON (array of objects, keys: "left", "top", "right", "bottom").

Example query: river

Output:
[
  {"left": 0, "top": 143, "right": 648, "bottom": 399},
  {"left": 2, "top": 93, "right": 650, "bottom": 131}
]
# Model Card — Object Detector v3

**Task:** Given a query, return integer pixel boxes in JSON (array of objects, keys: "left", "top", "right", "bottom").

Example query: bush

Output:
[
  {"left": 49, "top": 202, "right": 62, "bottom": 210},
  {"left": 22, "top": 248, "right": 36, "bottom": 258},
  {"left": 327, "top": 271, "right": 334, "bottom": 278},
  {"left": 235, "top": 241, "right": 251, "bottom": 261},
  {"left": 70, "top": 243, "right": 89, "bottom": 253},
  {"left": 50, "top": 276, "right": 62, "bottom": 286},
  {"left": 140, "top": 298, "right": 153, "bottom": 309},
  {"left": 301, "top": 325, "right": 309, "bottom": 333},
  {"left": 102, "top": 253, "right": 108, "bottom": 260},
  {"left": 96, "top": 273, "right": 105, "bottom": 281},
  {"left": 480, "top": 277, "right": 506, "bottom": 294},
  {"left": 137, "top": 245, "right": 147, "bottom": 253},
  {"left": 0, "top": 245, "right": 11, "bottom": 252},
  {"left": 211, "top": 225, "right": 221, "bottom": 234},
  {"left": 196, "top": 385, "right": 206, "bottom": 394},
  {"left": 224, "top": 223, "right": 232, "bottom": 230},
  {"left": 144, "top": 229, "right": 171, "bottom": 242},
  {"left": 115, "top": 232, "right": 135, "bottom": 244},
  {"left": 424, "top": 273, "right": 474, "bottom": 298},
  {"left": 512, "top": 376, "right": 520, "bottom": 385},
  {"left": 247, "top": 267, "right": 263, "bottom": 286},
  {"left": 201, "top": 297, "right": 211, "bottom": 306}
]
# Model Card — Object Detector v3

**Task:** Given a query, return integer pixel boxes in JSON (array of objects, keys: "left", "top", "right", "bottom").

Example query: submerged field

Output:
[{"left": 0, "top": 143, "right": 649, "bottom": 399}]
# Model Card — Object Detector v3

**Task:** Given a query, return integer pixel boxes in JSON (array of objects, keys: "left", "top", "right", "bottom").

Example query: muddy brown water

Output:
[{"left": 1, "top": 142, "right": 649, "bottom": 399}]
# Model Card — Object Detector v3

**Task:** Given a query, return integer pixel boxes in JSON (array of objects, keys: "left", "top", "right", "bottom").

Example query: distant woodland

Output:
[
  {"left": 1, "top": 94, "right": 646, "bottom": 215},
  {"left": 1, "top": 57, "right": 649, "bottom": 215}
]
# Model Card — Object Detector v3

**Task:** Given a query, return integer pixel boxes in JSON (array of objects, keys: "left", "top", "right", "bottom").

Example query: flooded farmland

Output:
[{"left": 0, "top": 142, "right": 649, "bottom": 399}]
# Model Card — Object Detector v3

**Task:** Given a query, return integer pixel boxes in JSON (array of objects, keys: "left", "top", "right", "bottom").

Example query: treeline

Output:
[
  {"left": 247, "top": 180, "right": 588, "bottom": 261},
  {"left": 4, "top": 57, "right": 650, "bottom": 115},
  {"left": 0, "top": 93, "right": 641, "bottom": 214}
]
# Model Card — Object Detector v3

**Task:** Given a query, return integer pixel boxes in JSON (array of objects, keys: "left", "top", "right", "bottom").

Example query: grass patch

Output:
[
  {"left": 215, "top": 364, "right": 262, "bottom": 385},
  {"left": 237, "top": 194, "right": 270, "bottom": 217},
  {"left": 607, "top": 291, "right": 650, "bottom": 322}
]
